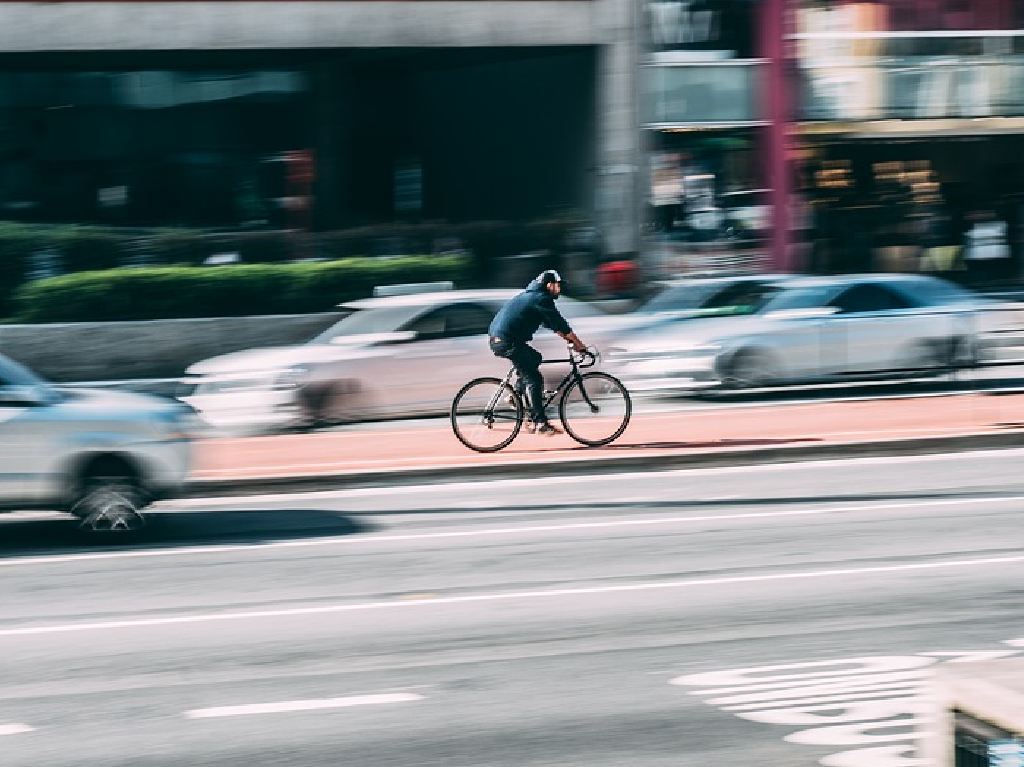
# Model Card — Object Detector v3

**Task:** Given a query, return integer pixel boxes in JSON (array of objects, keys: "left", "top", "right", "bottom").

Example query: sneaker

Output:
[{"left": 533, "top": 422, "right": 563, "bottom": 437}]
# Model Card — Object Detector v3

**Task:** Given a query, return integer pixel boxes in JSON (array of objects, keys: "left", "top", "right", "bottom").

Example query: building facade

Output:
[
  {"left": 643, "top": 0, "right": 1024, "bottom": 281},
  {"left": 0, "top": 0, "right": 644, "bottom": 262}
]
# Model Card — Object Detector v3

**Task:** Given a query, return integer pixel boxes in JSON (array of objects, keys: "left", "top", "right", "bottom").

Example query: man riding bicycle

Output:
[{"left": 488, "top": 270, "right": 589, "bottom": 436}]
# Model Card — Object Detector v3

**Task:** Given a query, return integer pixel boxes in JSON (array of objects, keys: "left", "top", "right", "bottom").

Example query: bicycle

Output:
[{"left": 450, "top": 348, "right": 632, "bottom": 453}]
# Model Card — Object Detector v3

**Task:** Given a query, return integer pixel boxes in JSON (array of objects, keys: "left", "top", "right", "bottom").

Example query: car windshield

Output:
[
  {"left": 0, "top": 354, "right": 50, "bottom": 389},
  {"left": 643, "top": 281, "right": 785, "bottom": 318},
  {"left": 311, "top": 305, "right": 429, "bottom": 343}
]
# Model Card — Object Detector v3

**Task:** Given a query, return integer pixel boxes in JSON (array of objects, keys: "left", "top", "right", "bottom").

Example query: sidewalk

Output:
[{"left": 189, "top": 391, "right": 1024, "bottom": 494}]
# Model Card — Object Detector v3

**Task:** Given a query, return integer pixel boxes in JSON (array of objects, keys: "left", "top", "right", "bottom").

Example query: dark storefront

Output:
[{"left": 0, "top": 48, "right": 596, "bottom": 232}]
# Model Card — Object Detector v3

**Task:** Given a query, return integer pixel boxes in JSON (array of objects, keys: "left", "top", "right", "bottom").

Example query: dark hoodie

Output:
[{"left": 488, "top": 275, "right": 572, "bottom": 344}]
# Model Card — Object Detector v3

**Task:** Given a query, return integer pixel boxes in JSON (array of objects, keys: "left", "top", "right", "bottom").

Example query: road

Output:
[{"left": 2, "top": 449, "right": 1024, "bottom": 766}]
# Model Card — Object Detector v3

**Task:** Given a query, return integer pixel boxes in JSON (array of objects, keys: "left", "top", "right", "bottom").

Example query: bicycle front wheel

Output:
[
  {"left": 559, "top": 372, "right": 631, "bottom": 447},
  {"left": 451, "top": 377, "right": 524, "bottom": 453}
]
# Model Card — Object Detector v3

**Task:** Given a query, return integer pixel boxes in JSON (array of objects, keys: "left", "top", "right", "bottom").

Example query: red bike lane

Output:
[{"left": 192, "top": 392, "right": 1024, "bottom": 482}]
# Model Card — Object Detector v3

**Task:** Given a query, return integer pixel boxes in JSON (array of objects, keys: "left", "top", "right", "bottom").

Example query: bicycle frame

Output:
[{"left": 489, "top": 352, "right": 598, "bottom": 420}]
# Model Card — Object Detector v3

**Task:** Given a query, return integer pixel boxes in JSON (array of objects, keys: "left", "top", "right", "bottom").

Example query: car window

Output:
[
  {"left": 830, "top": 284, "right": 911, "bottom": 314},
  {"left": 697, "top": 281, "right": 784, "bottom": 317},
  {"left": 0, "top": 355, "right": 47, "bottom": 389},
  {"left": 640, "top": 282, "right": 722, "bottom": 314},
  {"left": 443, "top": 304, "right": 494, "bottom": 337},
  {"left": 762, "top": 285, "right": 838, "bottom": 312},
  {"left": 404, "top": 308, "right": 447, "bottom": 340},
  {"left": 311, "top": 306, "right": 426, "bottom": 343},
  {"left": 896, "top": 277, "right": 975, "bottom": 306}
]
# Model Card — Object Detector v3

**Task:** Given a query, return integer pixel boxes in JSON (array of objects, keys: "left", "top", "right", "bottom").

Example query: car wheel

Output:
[
  {"left": 71, "top": 470, "right": 148, "bottom": 536},
  {"left": 723, "top": 349, "right": 775, "bottom": 389}
]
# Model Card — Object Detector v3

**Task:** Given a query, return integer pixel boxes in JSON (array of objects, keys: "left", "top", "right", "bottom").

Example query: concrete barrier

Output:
[
  {"left": 0, "top": 312, "right": 343, "bottom": 382},
  {"left": 925, "top": 660, "right": 1024, "bottom": 767}
]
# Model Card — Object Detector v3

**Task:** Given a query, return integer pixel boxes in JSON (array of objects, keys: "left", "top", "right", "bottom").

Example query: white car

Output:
[
  {"left": 0, "top": 354, "right": 194, "bottom": 534},
  {"left": 609, "top": 274, "right": 1023, "bottom": 393},
  {"left": 182, "top": 289, "right": 610, "bottom": 431}
]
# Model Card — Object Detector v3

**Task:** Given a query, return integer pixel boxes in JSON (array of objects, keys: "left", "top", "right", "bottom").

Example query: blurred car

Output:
[
  {"left": 609, "top": 274, "right": 1021, "bottom": 393},
  {"left": 181, "top": 289, "right": 610, "bottom": 431},
  {"left": 0, "top": 353, "right": 194, "bottom": 534}
]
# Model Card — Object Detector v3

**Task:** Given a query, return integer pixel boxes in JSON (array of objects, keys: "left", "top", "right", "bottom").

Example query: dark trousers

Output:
[{"left": 489, "top": 338, "right": 546, "bottom": 423}]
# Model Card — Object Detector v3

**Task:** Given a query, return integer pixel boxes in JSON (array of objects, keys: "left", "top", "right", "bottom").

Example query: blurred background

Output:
[
  {"left": 3, "top": 5, "right": 1024, "bottom": 767},
  {"left": 1, "top": 0, "right": 1021, "bottom": 308}
]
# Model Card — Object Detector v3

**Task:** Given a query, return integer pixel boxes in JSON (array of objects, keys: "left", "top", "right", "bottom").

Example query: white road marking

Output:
[
  {"left": 174, "top": 447, "right": 1024, "bottom": 508},
  {"left": 5, "top": 495, "right": 1023, "bottom": 568},
  {"left": 0, "top": 723, "right": 34, "bottom": 736},
  {"left": 1, "top": 553, "right": 1021, "bottom": 638},
  {"left": 184, "top": 692, "right": 423, "bottom": 719}
]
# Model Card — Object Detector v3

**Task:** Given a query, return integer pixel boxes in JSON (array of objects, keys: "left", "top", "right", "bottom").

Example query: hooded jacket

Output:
[{"left": 488, "top": 274, "right": 572, "bottom": 344}]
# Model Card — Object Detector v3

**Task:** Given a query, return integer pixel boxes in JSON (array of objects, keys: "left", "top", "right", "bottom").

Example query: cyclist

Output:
[{"left": 488, "top": 270, "right": 589, "bottom": 436}]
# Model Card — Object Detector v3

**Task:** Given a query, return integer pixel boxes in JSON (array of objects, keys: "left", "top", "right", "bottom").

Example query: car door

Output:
[
  {"left": 399, "top": 303, "right": 496, "bottom": 413},
  {"left": 823, "top": 284, "right": 924, "bottom": 375}
]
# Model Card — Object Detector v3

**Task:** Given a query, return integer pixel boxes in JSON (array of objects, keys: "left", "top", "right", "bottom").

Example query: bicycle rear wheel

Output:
[
  {"left": 559, "top": 372, "right": 631, "bottom": 447},
  {"left": 451, "top": 377, "right": 524, "bottom": 453}
]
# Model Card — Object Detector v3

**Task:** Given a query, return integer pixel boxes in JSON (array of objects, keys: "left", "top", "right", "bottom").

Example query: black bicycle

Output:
[{"left": 450, "top": 348, "right": 632, "bottom": 453}]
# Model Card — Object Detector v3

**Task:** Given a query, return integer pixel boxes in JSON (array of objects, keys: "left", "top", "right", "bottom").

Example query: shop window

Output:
[{"left": 647, "top": 0, "right": 756, "bottom": 58}]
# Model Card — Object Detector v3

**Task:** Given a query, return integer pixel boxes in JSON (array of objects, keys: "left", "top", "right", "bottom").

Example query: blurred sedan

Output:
[
  {"left": 181, "top": 290, "right": 609, "bottom": 431},
  {"left": 609, "top": 274, "right": 1021, "bottom": 393}
]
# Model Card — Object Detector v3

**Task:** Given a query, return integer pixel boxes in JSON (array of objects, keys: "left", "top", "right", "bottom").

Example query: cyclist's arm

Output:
[{"left": 558, "top": 330, "right": 588, "bottom": 353}]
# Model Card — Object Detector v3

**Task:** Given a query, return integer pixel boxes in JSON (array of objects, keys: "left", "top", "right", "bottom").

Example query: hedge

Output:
[
  {"left": 0, "top": 218, "right": 585, "bottom": 317},
  {"left": 12, "top": 255, "right": 472, "bottom": 323}
]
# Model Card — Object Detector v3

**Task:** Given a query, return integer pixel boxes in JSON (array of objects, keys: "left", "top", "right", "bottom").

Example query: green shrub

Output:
[{"left": 12, "top": 255, "right": 472, "bottom": 323}]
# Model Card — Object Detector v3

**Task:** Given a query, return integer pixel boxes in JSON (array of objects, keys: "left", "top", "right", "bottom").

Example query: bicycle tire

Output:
[
  {"left": 559, "top": 372, "right": 631, "bottom": 447},
  {"left": 451, "top": 377, "right": 524, "bottom": 453}
]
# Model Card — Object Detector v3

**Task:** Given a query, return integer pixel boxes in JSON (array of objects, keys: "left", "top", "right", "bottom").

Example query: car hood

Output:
[{"left": 52, "top": 387, "right": 188, "bottom": 417}]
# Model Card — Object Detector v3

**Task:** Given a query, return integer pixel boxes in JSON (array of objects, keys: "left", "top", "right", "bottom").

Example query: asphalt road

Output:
[{"left": 2, "top": 449, "right": 1024, "bottom": 766}]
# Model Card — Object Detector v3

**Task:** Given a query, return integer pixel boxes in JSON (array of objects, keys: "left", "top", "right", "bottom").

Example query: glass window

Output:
[
  {"left": 312, "top": 306, "right": 426, "bottom": 342},
  {"left": 647, "top": 64, "right": 761, "bottom": 125},
  {"left": 830, "top": 284, "right": 911, "bottom": 314},
  {"left": 647, "top": 0, "right": 757, "bottom": 58},
  {"left": 763, "top": 285, "right": 840, "bottom": 312},
  {"left": 895, "top": 277, "right": 975, "bottom": 306},
  {"left": 442, "top": 305, "right": 494, "bottom": 337},
  {"left": 0, "top": 69, "right": 311, "bottom": 227},
  {"left": 0, "top": 356, "right": 46, "bottom": 389}
]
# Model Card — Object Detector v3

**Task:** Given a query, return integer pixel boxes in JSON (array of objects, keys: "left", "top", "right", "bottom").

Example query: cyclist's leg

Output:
[{"left": 508, "top": 344, "right": 546, "bottom": 424}]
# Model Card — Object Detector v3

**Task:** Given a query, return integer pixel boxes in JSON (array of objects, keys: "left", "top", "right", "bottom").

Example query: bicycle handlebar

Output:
[{"left": 570, "top": 347, "right": 599, "bottom": 368}]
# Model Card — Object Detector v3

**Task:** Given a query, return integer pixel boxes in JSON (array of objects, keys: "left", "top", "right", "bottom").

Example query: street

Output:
[{"left": 2, "top": 448, "right": 1024, "bottom": 766}]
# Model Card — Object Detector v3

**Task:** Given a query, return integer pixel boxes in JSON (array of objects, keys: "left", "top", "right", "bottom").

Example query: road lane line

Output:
[
  {"left": 0, "top": 724, "right": 34, "bottom": 736},
  {"left": 4, "top": 495, "right": 1023, "bottom": 568},
  {"left": 1, "top": 553, "right": 1021, "bottom": 638},
  {"left": 6, "top": 495, "right": 1024, "bottom": 569},
  {"left": 184, "top": 692, "right": 423, "bottom": 719}
]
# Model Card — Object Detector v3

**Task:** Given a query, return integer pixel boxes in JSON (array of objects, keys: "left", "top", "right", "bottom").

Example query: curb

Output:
[{"left": 183, "top": 429, "right": 1024, "bottom": 498}]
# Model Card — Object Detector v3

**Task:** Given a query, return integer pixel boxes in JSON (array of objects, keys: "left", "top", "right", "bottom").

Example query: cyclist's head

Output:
[{"left": 538, "top": 269, "right": 564, "bottom": 298}]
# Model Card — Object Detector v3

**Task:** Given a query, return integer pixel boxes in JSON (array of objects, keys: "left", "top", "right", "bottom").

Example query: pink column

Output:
[{"left": 760, "top": 0, "right": 794, "bottom": 272}]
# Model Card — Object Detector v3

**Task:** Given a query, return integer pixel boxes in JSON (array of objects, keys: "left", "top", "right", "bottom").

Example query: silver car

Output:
[
  {"left": 609, "top": 274, "right": 1021, "bottom": 392},
  {"left": 182, "top": 289, "right": 609, "bottom": 431},
  {"left": 0, "top": 353, "right": 194, "bottom": 534}
]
